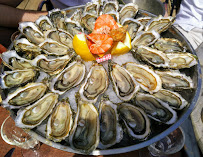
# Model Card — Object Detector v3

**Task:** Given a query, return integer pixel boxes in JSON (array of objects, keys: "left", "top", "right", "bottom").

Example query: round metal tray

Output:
[{"left": 1, "top": 5, "right": 202, "bottom": 155}]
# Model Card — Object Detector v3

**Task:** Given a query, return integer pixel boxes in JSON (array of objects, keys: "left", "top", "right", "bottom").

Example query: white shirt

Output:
[
  {"left": 173, "top": 0, "right": 203, "bottom": 31},
  {"left": 50, "top": 0, "right": 91, "bottom": 9}
]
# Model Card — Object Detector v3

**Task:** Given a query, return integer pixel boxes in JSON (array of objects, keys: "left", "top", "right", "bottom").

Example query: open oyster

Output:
[
  {"left": 102, "top": 0, "right": 119, "bottom": 13},
  {"left": 118, "top": 102, "right": 151, "bottom": 139},
  {"left": 18, "top": 22, "right": 45, "bottom": 45},
  {"left": 46, "top": 98, "right": 73, "bottom": 142},
  {"left": 69, "top": 94, "right": 99, "bottom": 154},
  {"left": 2, "top": 82, "right": 47, "bottom": 109},
  {"left": 152, "top": 89, "right": 188, "bottom": 110},
  {"left": 79, "top": 62, "right": 109, "bottom": 103},
  {"left": 48, "top": 9, "right": 66, "bottom": 29},
  {"left": 0, "top": 69, "right": 37, "bottom": 89},
  {"left": 136, "top": 17, "right": 152, "bottom": 26},
  {"left": 84, "top": 1, "right": 100, "bottom": 16},
  {"left": 108, "top": 61, "right": 140, "bottom": 101},
  {"left": 124, "top": 62, "right": 162, "bottom": 93},
  {"left": 50, "top": 56, "right": 86, "bottom": 94},
  {"left": 135, "top": 93, "right": 177, "bottom": 124},
  {"left": 64, "top": 18, "right": 84, "bottom": 36},
  {"left": 35, "top": 15, "right": 54, "bottom": 34},
  {"left": 98, "top": 95, "right": 123, "bottom": 149},
  {"left": 155, "top": 70, "right": 194, "bottom": 90},
  {"left": 70, "top": 9, "right": 83, "bottom": 22},
  {"left": 15, "top": 93, "right": 58, "bottom": 128},
  {"left": 81, "top": 13, "right": 97, "bottom": 32}
]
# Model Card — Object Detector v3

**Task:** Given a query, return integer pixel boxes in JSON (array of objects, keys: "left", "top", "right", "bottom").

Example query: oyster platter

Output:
[{"left": 0, "top": 0, "right": 201, "bottom": 155}]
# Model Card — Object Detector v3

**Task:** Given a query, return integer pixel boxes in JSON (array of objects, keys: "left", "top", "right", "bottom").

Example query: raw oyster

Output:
[
  {"left": 102, "top": 0, "right": 119, "bottom": 13},
  {"left": 70, "top": 9, "right": 83, "bottom": 22},
  {"left": 2, "top": 82, "right": 47, "bottom": 109},
  {"left": 145, "top": 15, "right": 175, "bottom": 33},
  {"left": 15, "top": 93, "right": 58, "bottom": 128},
  {"left": 136, "top": 17, "right": 152, "bottom": 26},
  {"left": 84, "top": 1, "right": 100, "bottom": 16},
  {"left": 69, "top": 94, "right": 99, "bottom": 154},
  {"left": 131, "top": 31, "right": 160, "bottom": 48},
  {"left": 166, "top": 52, "right": 198, "bottom": 69},
  {"left": 46, "top": 98, "right": 73, "bottom": 142},
  {"left": 1, "top": 50, "right": 33, "bottom": 70},
  {"left": 18, "top": 22, "right": 45, "bottom": 45},
  {"left": 135, "top": 93, "right": 177, "bottom": 124},
  {"left": 35, "top": 15, "right": 54, "bottom": 33},
  {"left": 98, "top": 95, "right": 123, "bottom": 149},
  {"left": 79, "top": 62, "right": 109, "bottom": 103},
  {"left": 135, "top": 46, "right": 170, "bottom": 68},
  {"left": 64, "top": 18, "right": 84, "bottom": 36},
  {"left": 124, "top": 62, "right": 162, "bottom": 93},
  {"left": 152, "top": 89, "right": 188, "bottom": 110},
  {"left": 0, "top": 69, "right": 37, "bottom": 89},
  {"left": 119, "top": 3, "right": 138, "bottom": 23},
  {"left": 108, "top": 61, "right": 140, "bottom": 101},
  {"left": 154, "top": 38, "right": 184, "bottom": 53},
  {"left": 121, "top": 18, "right": 144, "bottom": 40},
  {"left": 50, "top": 56, "right": 86, "bottom": 94},
  {"left": 118, "top": 102, "right": 151, "bottom": 139},
  {"left": 31, "top": 54, "right": 75, "bottom": 75},
  {"left": 155, "top": 70, "right": 194, "bottom": 90},
  {"left": 39, "top": 38, "right": 71, "bottom": 56},
  {"left": 81, "top": 13, "right": 97, "bottom": 32},
  {"left": 14, "top": 38, "right": 41, "bottom": 54},
  {"left": 48, "top": 9, "right": 66, "bottom": 29}
]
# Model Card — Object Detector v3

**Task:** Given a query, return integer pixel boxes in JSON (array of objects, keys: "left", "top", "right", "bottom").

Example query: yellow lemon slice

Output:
[
  {"left": 110, "top": 32, "right": 132, "bottom": 55},
  {"left": 73, "top": 33, "right": 95, "bottom": 61}
]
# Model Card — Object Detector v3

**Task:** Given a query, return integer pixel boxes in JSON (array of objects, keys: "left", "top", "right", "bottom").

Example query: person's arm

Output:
[{"left": 0, "top": 1, "right": 48, "bottom": 28}]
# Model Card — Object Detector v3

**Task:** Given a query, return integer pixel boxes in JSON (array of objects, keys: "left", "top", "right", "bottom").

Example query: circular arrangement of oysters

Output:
[{"left": 0, "top": 0, "right": 198, "bottom": 154}]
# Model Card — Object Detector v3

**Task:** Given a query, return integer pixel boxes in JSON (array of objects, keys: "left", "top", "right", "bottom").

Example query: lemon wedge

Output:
[
  {"left": 110, "top": 32, "right": 132, "bottom": 55},
  {"left": 73, "top": 33, "right": 95, "bottom": 61}
]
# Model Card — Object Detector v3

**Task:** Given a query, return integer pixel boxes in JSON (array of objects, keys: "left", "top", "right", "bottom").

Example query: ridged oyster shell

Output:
[
  {"left": 15, "top": 93, "right": 58, "bottom": 128},
  {"left": 35, "top": 15, "right": 54, "bottom": 34},
  {"left": 46, "top": 98, "right": 73, "bottom": 142},
  {"left": 48, "top": 9, "right": 66, "bottom": 29}
]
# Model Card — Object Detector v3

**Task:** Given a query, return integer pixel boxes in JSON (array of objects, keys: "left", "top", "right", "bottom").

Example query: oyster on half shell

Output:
[
  {"left": 35, "top": 15, "right": 54, "bottom": 34},
  {"left": 69, "top": 93, "right": 99, "bottom": 154},
  {"left": 48, "top": 9, "right": 66, "bottom": 29},
  {"left": 108, "top": 61, "right": 140, "bottom": 101},
  {"left": 15, "top": 93, "right": 58, "bottom": 128},
  {"left": 81, "top": 13, "right": 97, "bottom": 32},
  {"left": 46, "top": 98, "right": 73, "bottom": 142},
  {"left": 98, "top": 95, "right": 123, "bottom": 149}
]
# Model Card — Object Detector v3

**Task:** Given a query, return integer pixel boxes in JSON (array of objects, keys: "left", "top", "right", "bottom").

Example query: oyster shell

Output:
[
  {"left": 121, "top": 18, "right": 144, "bottom": 40},
  {"left": 50, "top": 56, "right": 86, "bottom": 94},
  {"left": 0, "top": 69, "right": 37, "bottom": 89},
  {"left": 70, "top": 9, "right": 83, "bottom": 22},
  {"left": 31, "top": 54, "right": 75, "bottom": 75},
  {"left": 135, "top": 46, "right": 170, "bottom": 68},
  {"left": 145, "top": 15, "right": 175, "bottom": 33},
  {"left": 35, "top": 15, "right": 54, "bottom": 33},
  {"left": 15, "top": 93, "right": 58, "bottom": 128},
  {"left": 135, "top": 93, "right": 177, "bottom": 124},
  {"left": 118, "top": 102, "right": 151, "bottom": 139},
  {"left": 2, "top": 82, "right": 47, "bottom": 109},
  {"left": 131, "top": 31, "right": 160, "bottom": 48},
  {"left": 48, "top": 9, "right": 66, "bottom": 29},
  {"left": 1, "top": 50, "right": 33, "bottom": 70},
  {"left": 155, "top": 70, "right": 194, "bottom": 90},
  {"left": 64, "top": 18, "right": 84, "bottom": 36},
  {"left": 46, "top": 98, "right": 73, "bottom": 142},
  {"left": 136, "top": 17, "right": 152, "bottom": 26},
  {"left": 79, "top": 62, "right": 109, "bottom": 103},
  {"left": 119, "top": 3, "right": 138, "bottom": 23},
  {"left": 102, "top": 0, "right": 119, "bottom": 13},
  {"left": 166, "top": 52, "right": 198, "bottom": 69},
  {"left": 152, "top": 89, "right": 188, "bottom": 110},
  {"left": 124, "top": 62, "right": 162, "bottom": 93},
  {"left": 81, "top": 13, "right": 97, "bottom": 32},
  {"left": 69, "top": 94, "right": 99, "bottom": 154},
  {"left": 84, "top": 1, "right": 100, "bottom": 16},
  {"left": 105, "top": 11, "right": 120, "bottom": 22},
  {"left": 18, "top": 22, "right": 45, "bottom": 45},
  {"left": 108, "top": 61, "right": 140, "bottom": 101},
  {"left": 154, "top": 38, "right": 184, "bottom": 53},
  {"left": 98, "top": 95, "right": 123, "bottom": 149},
  {"left": 39, "top": 38, "right": 71, "bottom": 56}
]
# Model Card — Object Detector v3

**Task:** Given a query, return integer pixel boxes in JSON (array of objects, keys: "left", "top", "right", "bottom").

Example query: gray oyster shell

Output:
[
  {"left": 46, "top": 99, "right": 73, "bottom": 142},
  {"left": 81, "top": 13, "right": 97, "bottom": 32},
  {"left": 84, "top": 1, "right": 100, "bottom": 16},
  {"left": 35, "top": 15, "right": 54, "bottom": 34},
  {"left": 102, "top": 0, "right": 119, "bottom": 13},
  {"left": 64, "top": 18, "right": 84, "bottom": 36},
  {"left": 136, "top": 17, "right": 152, "bottom": 26},
  {"left": 98, "top": 95, "right": 123, "bottom": 149},
  {"left": 15, "top": 93, "right": 58, "bottom": 128},
  {"left": 118, "top": 102, "right": 151, "bottom": 139},
  {"left": 70, "top": 9, "right": 83, "bottom": 22},
  {"left": 48, "top": 9, "right": 66, "bottom": 29}
]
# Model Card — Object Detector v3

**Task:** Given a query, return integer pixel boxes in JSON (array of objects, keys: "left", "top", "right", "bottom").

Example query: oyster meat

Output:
[
  {"left": 35, "top": 15, "right": 54, "bottom": 33},
  {"left": 81, "top": 13, "right": 97, "bottom": 32},
  {"left": 102, "top": 0, "right": 119, "bottom": 13},
  {"left": 48, "top": 9, "right": 66, "bottom": 29},
  {"left": 15, "top": 93, "right": 58, "bottom": 128},
  {"left": 46, "top": 99, "right": 73, "bottom": 142},
  {"left": 64, "top": 18, "right": 84, "bottom": 36},
  {"left": 84, "top": 1, "right": 100, "bottom": 16}
]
